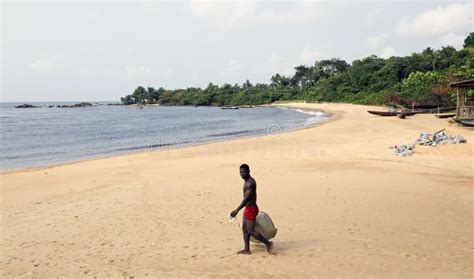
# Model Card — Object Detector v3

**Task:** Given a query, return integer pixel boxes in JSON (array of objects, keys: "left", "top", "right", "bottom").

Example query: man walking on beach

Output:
[{"left": 230, "top": 164, "right": 273, "bottom": 254}]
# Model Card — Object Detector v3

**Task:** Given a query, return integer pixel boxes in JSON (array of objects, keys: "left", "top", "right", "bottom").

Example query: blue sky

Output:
[{"left": 1, "top": 0, "right": 472, "bottom": 102}]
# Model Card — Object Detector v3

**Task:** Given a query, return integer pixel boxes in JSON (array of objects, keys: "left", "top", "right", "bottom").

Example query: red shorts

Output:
[{"left": 243, "top": 206, "right": 259, "bottom": 220}]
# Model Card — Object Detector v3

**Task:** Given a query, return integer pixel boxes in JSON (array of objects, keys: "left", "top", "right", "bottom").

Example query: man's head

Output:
[{"left": 239, "top": 164, "right": 250, "bottom": 180}]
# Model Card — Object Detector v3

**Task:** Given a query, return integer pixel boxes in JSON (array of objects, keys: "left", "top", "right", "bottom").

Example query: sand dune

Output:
[{"left": 1, "top": 103, "right": 473, "bottom": 278}]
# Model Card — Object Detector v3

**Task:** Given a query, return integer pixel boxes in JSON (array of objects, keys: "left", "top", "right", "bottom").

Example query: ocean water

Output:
[{"left": 0, "top": 102, "right": 328, "bottom": 171}]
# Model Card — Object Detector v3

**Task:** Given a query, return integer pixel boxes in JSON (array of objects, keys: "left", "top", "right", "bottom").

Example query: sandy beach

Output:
[{"left": 1, "top": 102, "right": 473, "bottom": 278}]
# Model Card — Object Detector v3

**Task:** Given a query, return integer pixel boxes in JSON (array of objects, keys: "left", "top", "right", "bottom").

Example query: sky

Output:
[{"left": 1, "top": 0, "right": 472, "bottom": 102}]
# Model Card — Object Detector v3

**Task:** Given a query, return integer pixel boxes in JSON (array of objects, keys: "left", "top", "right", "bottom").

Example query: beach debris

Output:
[
  {"left": 391, "top": 143, "right": 415, "bottom": 157},
  {"left": 391, "top": 129, "right": 467, "bottom": 156}
]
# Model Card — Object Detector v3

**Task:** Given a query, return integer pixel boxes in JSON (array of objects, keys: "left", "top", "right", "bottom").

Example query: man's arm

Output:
[
  {"left": 236, "top": 188, "right": 252, "bottom": 211},
  {"left": 230, "top": 186, "right": 252, "bottom": 217}
]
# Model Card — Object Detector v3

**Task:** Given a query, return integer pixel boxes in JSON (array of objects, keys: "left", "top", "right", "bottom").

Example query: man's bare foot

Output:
[
  {"left": 266, "top": 241, "right": 274, "bottom": 253},
  {"left": 237, "top": 249, "right": 251, "bottom": 255}
]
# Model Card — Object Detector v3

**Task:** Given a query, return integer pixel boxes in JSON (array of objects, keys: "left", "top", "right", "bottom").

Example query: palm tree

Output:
[
  {"left": 402, "top": 54, "right": 423, "bottom": 78},
  {"left": 421, "top": 47, "right": 437, "bottom": 71}
]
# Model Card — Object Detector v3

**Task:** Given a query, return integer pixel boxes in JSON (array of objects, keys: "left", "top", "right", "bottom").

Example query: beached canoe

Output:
[
  {"left": 435, "top": 113, "right": 456, "bottom": 119},
  {"left": 396, "top": 111, "right": 418, "bottom": 118},
  {"left": 250, "top": 212, "right": 278, "bottom": 243},
  {"left": 412, "top": 106, "right": 456, "bottom": 114},
  {"left": 221, "top": 106, "right": 239, "bottom": 110},
  {"left": 454, "top": 118, "right": 474, "bottom": 127},
  {"left": 367, "top": 110, "right": 397, "bottom": 117},
  {"left": 459, "top": 120, "right": 474, "bottom": 127}
]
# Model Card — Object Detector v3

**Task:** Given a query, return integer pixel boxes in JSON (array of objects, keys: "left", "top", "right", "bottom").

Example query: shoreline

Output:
[{"left": 0, "top": 105, "right": 335, "bottom": 175}]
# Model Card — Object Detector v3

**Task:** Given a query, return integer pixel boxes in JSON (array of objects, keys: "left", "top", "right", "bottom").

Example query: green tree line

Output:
[{"left": 121, "top": 33, "right": 474, "bottom": 107}]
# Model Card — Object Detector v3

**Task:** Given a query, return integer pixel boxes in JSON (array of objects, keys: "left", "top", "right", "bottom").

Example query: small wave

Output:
[
  {"left": 292, "top": 108, "right": 326, "bottom": 117},
  {"left": 276, "top": 106, "right": 326, "bottom": 117},
  {"left": 114, "top": 143, "right": 175, "bottom": 152},
  {"left": 208, "top": 130, "right": 253, "bottom": 138},
  {"left": 1, "top": 155, "right": 21, "bottom": 160},
  {"left": 278, "top": 107, "right": 328, "bottom": 126}
]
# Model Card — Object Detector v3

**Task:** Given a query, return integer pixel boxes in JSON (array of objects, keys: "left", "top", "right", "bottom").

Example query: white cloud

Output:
[
  {"left": 367, "top": 33, "right": 390, "bottom": 48},
  {"left": 30, "top": 59, "right": 56, "bottom": 72},
  {"left": 380, "top": 47, "right": 396, "bottom": 59},
  {"left": 440, "top": 32, "right": 466, "bottom": 47},
  {"left": 187, "top": 1, "right": 320, "bottom": 29},
  {"left": 301, "top": 46, "right": 321, "bottom": 65},
  {"left": 397, "top": 3, "right": 472, "bottom": 36}
]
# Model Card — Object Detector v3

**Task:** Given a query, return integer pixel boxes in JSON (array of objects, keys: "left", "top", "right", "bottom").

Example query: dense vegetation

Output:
[{"left": 121, "top": 33, "right": 474, "bottom": 107}]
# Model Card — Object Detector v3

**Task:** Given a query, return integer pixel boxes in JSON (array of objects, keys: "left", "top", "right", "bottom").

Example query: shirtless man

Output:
[{"left": 230, "top": 164, "right": 273, "bottom": 254}]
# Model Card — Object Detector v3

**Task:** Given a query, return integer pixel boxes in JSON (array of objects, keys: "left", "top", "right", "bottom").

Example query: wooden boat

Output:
[
  {"left": 439, "top": 106, "right": 456, "bottom": 113},
  {"left": 367, "top": 110, "right": 397, "bottom": 116},
  {"left": 411, "top": 104, "right": 439, "bottom": 110},
  {"left": 221, "top": 106, "right": 239, "bottom": 110},
  {"left": 454, "top": 118, "right": 474, "bottom": 127},
  {"left": 459, "top": 120, "right": 474, "bottom": 127},
  {"left": 396, "top": 111, "right": 418, "bottom": 119},
  {"left": 396, "top": 112, "right": 406, "bottom": 119},
  {"left": 435, "top": 113, "right": 456, "bottom": 119},
  {"left": 368, "top": 110, "right": 417, "bottom": 117},
  {"left": 411, "top": 106, "right": 456, "bottom": 114}
]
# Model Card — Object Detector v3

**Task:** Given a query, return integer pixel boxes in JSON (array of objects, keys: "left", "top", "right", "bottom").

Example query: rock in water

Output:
[
  {"left": 250, "top": 212, "right": 277, "bottom": 243},
  {"left": 15, "top": 104, "right": 38, "bottom": 108}
]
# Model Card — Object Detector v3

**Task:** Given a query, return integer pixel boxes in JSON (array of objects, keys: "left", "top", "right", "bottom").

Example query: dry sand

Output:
[{"left": 1, "top": 103, "right": 473, "bottom": 278}]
